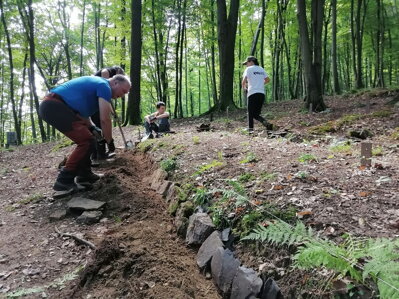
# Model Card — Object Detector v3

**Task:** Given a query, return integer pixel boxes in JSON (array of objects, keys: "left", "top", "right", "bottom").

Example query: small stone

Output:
[
  {"left": 230, "top": 266, "right": 263, "bottom": 299},
  {"left": 22, "top": 268, "right": 40, "bottom": 276},
  {"left": 196, "top": 231, "right": 224, "bottom": 270},
  {"left": 49, "top": 209, "right": 67, "bottom": 222},
  {"left": 76, "top": 211, "right": 103, "bottom": 224},
  {"left": 186, "top": 213, "right": 215, "bottom": 245},
  {"left": 67, "top": 197, "right": 105, "bottom": 211},
  {"left": 221, "top": 228, "right": 231, "bottom": 242},
  {"left": 260, "top": 278, "right": 283, "bottom": 299},
  {"left": 211, "top": 248, "right": 240, "bottom": 295}
]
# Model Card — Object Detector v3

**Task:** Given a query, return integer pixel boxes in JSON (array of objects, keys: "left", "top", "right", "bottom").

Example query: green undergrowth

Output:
[
  {"left": 243, "top": 221, "right": 399, "bottom": 299},
  {"left": 51, "top": 137, "right": 74, "bottom": 152},
  {"left": 391, "top": 128, "right": 399, "bottom": 140},
  {"left": 193, "top": 160, "right": 224, "bottom": 176},
  {"left": 160, "top": 156, "right": 178, "bottom": 173}
]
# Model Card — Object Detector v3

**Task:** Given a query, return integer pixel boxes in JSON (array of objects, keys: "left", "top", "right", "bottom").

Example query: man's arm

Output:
[
  {"left": 101, "top": 69, "right": 110, "bottom": 79},
  {"left": 145, "top": 112, "right": 157, "bottom": 123},
  {"left": 264, "top": 77, "right": 270, "bottom": 84},
  {"left": 98, "top": 97, "right": 113, "bottom": 143},
  {"left": 155, "top": 112, "right": 170, "bottom": 119},
  {"left": 242, "top": 76, "right": 248, "bottom": 90}
]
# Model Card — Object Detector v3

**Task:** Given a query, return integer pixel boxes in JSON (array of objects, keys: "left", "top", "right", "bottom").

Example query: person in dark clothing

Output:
[
  {"left": 142, "top": 102, "right": 170, "bottom": 140},
  {"left": 92, "top": 66, "right": 125, "bottom": 161},
  {"left": 39, "top": 75, "right": 131, "bottom": 193},
  {"left": 241, "top": 56, "right": 272, "bottom": 132}
]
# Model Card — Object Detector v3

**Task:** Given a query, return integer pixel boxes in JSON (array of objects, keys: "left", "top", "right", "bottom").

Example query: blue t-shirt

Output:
[{"left": 51, "top": 76, "right": 112, "bottom": 117}]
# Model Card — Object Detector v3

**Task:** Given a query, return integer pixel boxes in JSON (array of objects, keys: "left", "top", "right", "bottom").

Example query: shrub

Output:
[{"left": 160, "top": 157, "right": 178, "bottom": 173}]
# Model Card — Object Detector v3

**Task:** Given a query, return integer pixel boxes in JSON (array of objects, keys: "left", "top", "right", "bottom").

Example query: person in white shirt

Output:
[{"left": 241, "top": 56, "right": 271, "bottom": 132}]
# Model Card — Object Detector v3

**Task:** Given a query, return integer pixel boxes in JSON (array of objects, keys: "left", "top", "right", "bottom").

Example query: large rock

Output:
[
  {"left": 260, "top": 278, "right": 283, "bottom": 299},
  {"left": 186, "top": 213, "right": 215, "bottom": 245},
  {"left": 76, "top": 211, "right": 103, "bottom": 224},
  {"left": 165, "top": 183, "right": 177, "bottom": 203},
  {"left": 157, "top": 181, "right": 173, "bottom": 197},
  {"left": 230, "top": 266, "right": 263, "bottom": 299},
  {"left": 176, "top": 201, "right": 195, "bottom": 237},
  {"left": 196, "top": 231, "right": 224, "bottom": 270},
  {"left": 67, "top": 197, "right": 105, "bottom": 211},
  {"left": 150, "top": 169, "right": 168, "bottom": 190},
  {"left": 211, "top": 248, "right": 240, "bottom": 295}
]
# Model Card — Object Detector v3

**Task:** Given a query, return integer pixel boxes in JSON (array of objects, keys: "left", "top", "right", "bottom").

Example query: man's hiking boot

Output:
[
  {"left": 76, "top": 168, "right": 104, "bottom": 184},
  {"left": 53, "top": 168, "right": 83, "bottom": 192},
  {"left": 141, "top": 133, "right": 154, "bottom": 142},
  {"left": 260, "top": 119, "right": 273, "bottom": 131}
]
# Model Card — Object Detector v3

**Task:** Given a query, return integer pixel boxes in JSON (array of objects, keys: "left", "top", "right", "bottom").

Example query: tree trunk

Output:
[
  {"left": 216, "top": 0, "right": 240, "bottom": 111},
  {"left": 331, "top": 0, "right": 341, "bottom": 94},
  {"left": 125, "top": 0, "right": 142, "bottom": 125},
  {"left": 0, "top": 0, "right": 22, "bottom": 144},
  {"left": 296, "top": 0, "right": 326, "bottom": 111},
  {"left": 79, "top": 0, "right": 86, "bottom": 76}
]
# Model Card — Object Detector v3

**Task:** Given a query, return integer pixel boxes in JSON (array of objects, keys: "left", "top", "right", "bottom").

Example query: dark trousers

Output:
[
  {"left": 247, "top": 93, "right": 266, "bottom": 130},
  {"left": 39, "top": 94, "right": 95, "bottom": 172},
  {"left": 144, "top": 120, "right": 170, "bottom": 135}
]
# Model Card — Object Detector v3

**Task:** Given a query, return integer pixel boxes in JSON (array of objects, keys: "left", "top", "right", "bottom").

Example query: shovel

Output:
[{"left": 111, "top": 102, "right": 133, "bottom": 149}]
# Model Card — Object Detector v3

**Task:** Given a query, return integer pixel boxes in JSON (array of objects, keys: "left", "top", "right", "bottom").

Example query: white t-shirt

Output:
[{"left": 243, "top": 65, "right": 268, "bottom": 97}]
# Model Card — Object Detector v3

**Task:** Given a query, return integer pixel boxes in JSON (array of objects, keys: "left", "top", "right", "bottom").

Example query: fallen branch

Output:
[{"left": 55, "top": 226, "right": 96, "bottom": 250}]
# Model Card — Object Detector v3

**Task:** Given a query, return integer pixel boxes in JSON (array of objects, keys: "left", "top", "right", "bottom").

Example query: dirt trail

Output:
[
  {"left": 0, "top": 144, "right": 219, "bottom": 298},
  {"left": 62, "top": 153, "right": 220, "bottom": 298}
]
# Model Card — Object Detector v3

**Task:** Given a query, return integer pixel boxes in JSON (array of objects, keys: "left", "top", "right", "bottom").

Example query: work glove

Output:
[
  {"left": 107, "top": 139, "right": 116, "bottom": 152},
  {"left": 90, "top": 126, "right": 103, "bottom": 141}
]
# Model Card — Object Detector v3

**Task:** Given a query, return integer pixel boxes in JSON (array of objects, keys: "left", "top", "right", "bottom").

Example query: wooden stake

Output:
[{"left": 360, "top": 142, "right": 372, "bottom": 167}]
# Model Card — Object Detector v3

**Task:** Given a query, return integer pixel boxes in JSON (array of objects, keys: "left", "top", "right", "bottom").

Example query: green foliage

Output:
[
  {"left": 194, "top": 160, "right": 224, "bottom": 176},
  {"left": 298, "top": 153, "right": 318, "bottom": 163},
  {"left": 391, "top": 128, "right": 399, "bottom": 140},
  {"left": 309, "top": 121, "right": 336, "bottom": 134},
  {"left": 240, "top": 152, "right": 258, "bottom": 164},
  {"left": 260, "top": 171, "right": 277, "bottom": 181},
  {"left": 371, "top": 110, "right": 393, "bottom": 118},
  {"left": 330, "top": 143, "right": 353, "bottom": 154},
  {"left": 372, "top": 146, "right": 384, "bottom": 156},
  {"left": 243, "top": 221, "right": 399, "bottom": 299},
  {"left": 51, "top": 138, "right": 74, "bottom": 152},
  {"left": 137, "top": 139, "right": 156, "bottom": 152},
  {"left": 192, "top": 187, "right": 211, "bottom": 206},
  {"left": 19, "top": 193, "right": 43, "bottom": 205},
  {"left": 192, "top": 136, "right": 200, "bottom": 144},
  {"left": 238, "top": 173, "right": 255, "bottom": 183},
  {"left": 295, "top": 171, "right": 309, "bottom": 179},
  {"left": 168, "top": 201, "right": 179, "bottom": 216},
  {"left": 160, "top": 157, "right": 178, "bottom": 173}
]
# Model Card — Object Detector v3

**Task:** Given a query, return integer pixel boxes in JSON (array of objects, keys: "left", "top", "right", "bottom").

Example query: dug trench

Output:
[{"left": 58, "top": 152, "right": 220, "bottom": 298}]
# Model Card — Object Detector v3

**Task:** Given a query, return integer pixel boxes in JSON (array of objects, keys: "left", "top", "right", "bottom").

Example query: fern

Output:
[{"left": 243, "top": 220, "right": 399, "bottom": 298}]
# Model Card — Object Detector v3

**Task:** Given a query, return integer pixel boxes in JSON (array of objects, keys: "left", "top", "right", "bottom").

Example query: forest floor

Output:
[{"left": 1, "top": 87, "right": 399, "bottom": 298}]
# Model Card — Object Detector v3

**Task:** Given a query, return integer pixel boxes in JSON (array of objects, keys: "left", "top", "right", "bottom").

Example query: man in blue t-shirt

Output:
[{"left": 39, "top": 75, "right": 131, "bottom": 193}]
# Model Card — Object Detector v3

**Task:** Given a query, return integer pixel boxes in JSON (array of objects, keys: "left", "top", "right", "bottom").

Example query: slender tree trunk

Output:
[
  {"left": 0, "top": 0, "right": 22, "bottom": 144},
  {"left": 125, "top": 0, "right": 142, "bottom": 125},
  {"left": 210, "top": 0, "right": 218, "bottom": 106},
  {"left": 79, "top": 0, "right": 86, "bottom": 76},
  {"left": 331, "top": 0, "right": 341, "bottom": 94},
  {"left": 174, "top": 0, "right": 182, "bottom": 118}
]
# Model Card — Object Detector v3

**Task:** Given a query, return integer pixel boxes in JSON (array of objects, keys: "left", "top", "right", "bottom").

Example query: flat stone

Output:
[
  {"left": 76, "top": 211, "right": 103, "bottom": 224},
  {"left": 211, "top": 247, "right": 240, "bottom": 295},
  {"left": 49, "top": 209, "right": 67, "bottom": 222},
  {"left": 67, "top": 197, "right": 105, "bottom": 211},
  {"left": 150, "top": 169, "right": 168, "bottom": 190},
  {"left": 186, "top": 213, "right": 215, "bottom": 245},
  {"left": 196, "top": 231, "right": 224, "bottom": 270},
  {"left": 230, "top": 266, "right": 263, "bottom": 299},
  {"left": 157, "top": 181, "right": 173, "bottom": 197},
  {"left": 22, "top": 268, "right": 40, "bottom": 276},
  {"left": 222, "top": 227, "right": 231, "bottom": 242},
  {"left": 165, "top": 183, "right": 177, "bottom": 203},
  {"left": 260, "top": 278, "right": 283, "bottom": 299}
]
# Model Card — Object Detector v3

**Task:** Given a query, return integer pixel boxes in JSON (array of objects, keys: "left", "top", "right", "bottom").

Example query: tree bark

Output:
[
  {"left": 216, "top": 0, "right": 240, "bottom": 111},
  {"left": 331, "top": 0, "right": 341, "bottom": 94},
  {"left": 296, "top": 0, "right": 326, "bottom": 111},
  {"left": 125, "top": 0, "right": 142, "bottom": 125}
]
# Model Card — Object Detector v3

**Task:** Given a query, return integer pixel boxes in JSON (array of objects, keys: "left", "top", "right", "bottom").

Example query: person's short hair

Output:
[
  {"left": 156, "top": 101, "right": 166, "bottom": 109},
  {"left": 113, "top": 66, "right": 125, "bottom": 75},
  {"left": 242, "top": 56, "right": 259, "bottom": 66},
  {"left": 112, "top": 74, "right": 131, "bottom": 86}
]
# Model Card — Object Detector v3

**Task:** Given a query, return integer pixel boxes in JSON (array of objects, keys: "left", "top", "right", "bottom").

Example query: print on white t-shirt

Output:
[{"left": 243, "top": 65, "right": 268, "bottom": 97}]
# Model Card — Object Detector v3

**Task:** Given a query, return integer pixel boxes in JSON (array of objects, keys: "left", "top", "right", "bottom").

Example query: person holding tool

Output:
[
  {"left": 39, "top": 74, "right": 131, "bottom": 193},
  {"left": 241, "top": 56, "right": 272, "bottom": 133},
  {"left": 92, "top": 66, "right": 125, "bottom": 161}
]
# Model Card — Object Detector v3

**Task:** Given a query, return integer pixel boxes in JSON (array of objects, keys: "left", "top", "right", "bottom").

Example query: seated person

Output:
[{"left": 143, "top": 102, "right": 170, "bottom": 139}]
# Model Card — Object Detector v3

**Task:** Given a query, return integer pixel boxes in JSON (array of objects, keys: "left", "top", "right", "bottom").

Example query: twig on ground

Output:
[{"left": 55, "top": 226, "right": 96, "bottom": 250}]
